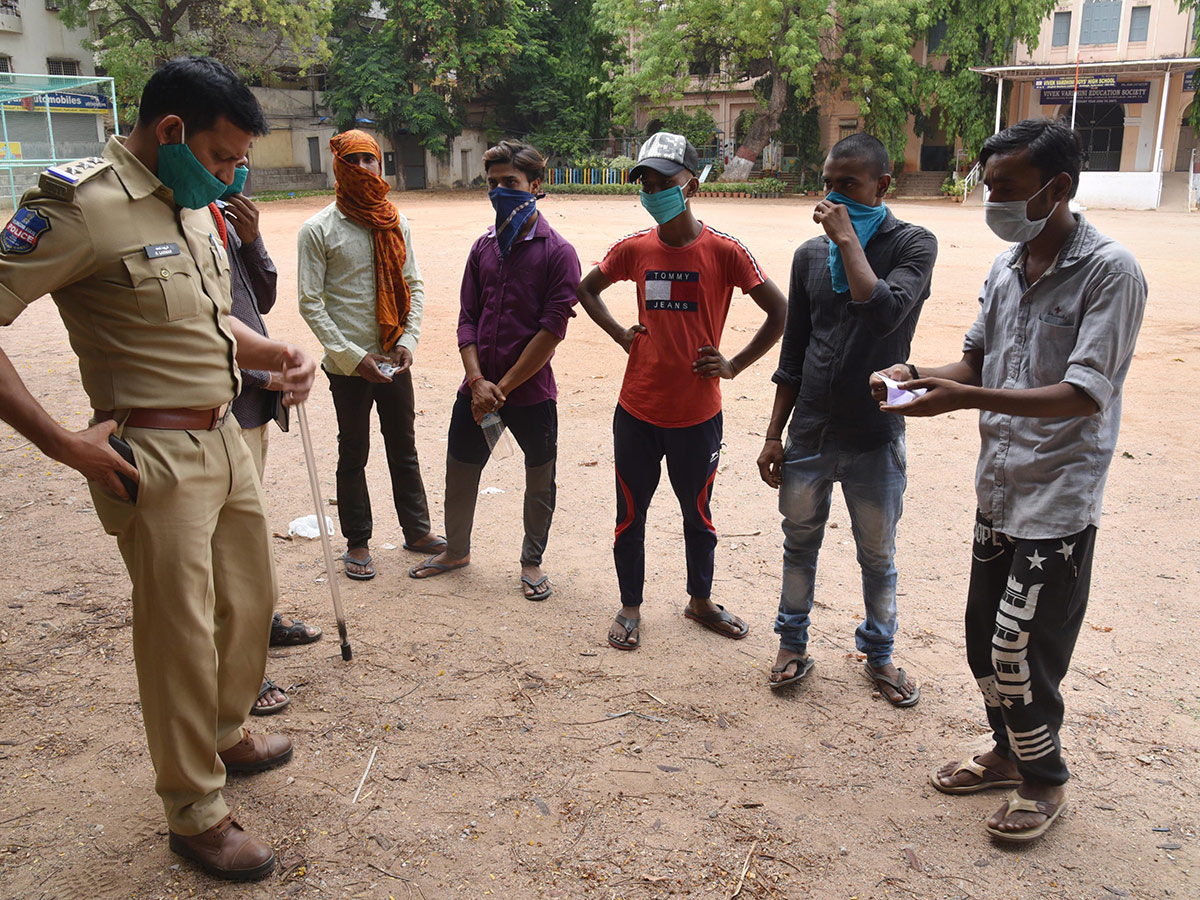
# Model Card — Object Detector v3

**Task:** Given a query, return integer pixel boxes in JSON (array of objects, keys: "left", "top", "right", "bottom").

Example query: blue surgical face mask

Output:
[
  {"left": 219, "top": 165, "right": 249, "bottom": 200},
  {"left": 640, "top": 184, "right": 687, "bottom": 224},
  {"left": 157, "top": 123, "right": 230, "bottom": 209},
  {"left": 489, "top": 186, "right": 539, "bottom": 259}
]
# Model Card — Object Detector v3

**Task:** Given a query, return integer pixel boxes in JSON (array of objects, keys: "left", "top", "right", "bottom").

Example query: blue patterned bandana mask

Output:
[
  {"left": 824, "top": 191, "right": 888, "bottom": 293},
  {"left": 489, "top": 186, "right": 539, "bottom": 258}
]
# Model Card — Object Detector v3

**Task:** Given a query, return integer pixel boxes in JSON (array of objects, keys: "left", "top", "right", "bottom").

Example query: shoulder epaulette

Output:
[{"left": 37, "top": 157, "right": 112, "bottom": 202}]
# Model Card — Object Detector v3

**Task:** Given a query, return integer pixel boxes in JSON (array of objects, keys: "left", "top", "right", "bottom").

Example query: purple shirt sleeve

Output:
[
  {"left": 538, "top": 240, "right": 581, "bottom": 340},
  {"left": 457, "top": 237, "right": 485, "bottom": 348}
]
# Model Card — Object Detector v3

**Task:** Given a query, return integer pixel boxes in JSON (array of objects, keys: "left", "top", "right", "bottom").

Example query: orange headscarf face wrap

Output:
[{"left": 330, "top": 130, "right": 411, "bottom": 353}]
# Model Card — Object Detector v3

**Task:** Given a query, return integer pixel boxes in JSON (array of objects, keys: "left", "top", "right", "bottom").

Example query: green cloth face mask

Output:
[
  {"left": 158, "top": 123, "right": 230, "bottom": 209},
  {"left": 220, "top": 165, "right": 249, "bottom": 200},
  {"left": 640, "top": 184, "right": 687, "bottom": 224}
]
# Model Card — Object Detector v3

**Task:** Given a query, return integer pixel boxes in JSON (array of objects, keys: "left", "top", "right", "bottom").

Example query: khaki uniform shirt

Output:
[{"left": 0, "top": 135, "right": 239, "bottom": 411}]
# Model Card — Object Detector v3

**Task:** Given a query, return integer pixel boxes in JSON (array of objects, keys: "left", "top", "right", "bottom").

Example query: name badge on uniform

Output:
[{"left": 144, "top": 242, "right": 181, "bottom": 259}]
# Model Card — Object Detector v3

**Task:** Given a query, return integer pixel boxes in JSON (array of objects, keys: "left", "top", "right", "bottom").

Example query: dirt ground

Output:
[{"left": 0, "top": 191, "right": 1197, "bottom": 900}]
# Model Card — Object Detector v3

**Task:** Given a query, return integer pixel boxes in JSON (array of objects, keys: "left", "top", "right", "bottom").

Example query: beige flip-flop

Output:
[
  {"left": 985, "top": 790, "right": 1068, "bottom": 843},
  {"left": 930, "top": 755, "right": 1023, "bottom": 794}
]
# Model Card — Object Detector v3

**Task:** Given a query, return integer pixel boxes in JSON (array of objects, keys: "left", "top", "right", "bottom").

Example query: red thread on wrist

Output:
[{"left": 467, "top": 374, "right": 485, "bottom": 387}]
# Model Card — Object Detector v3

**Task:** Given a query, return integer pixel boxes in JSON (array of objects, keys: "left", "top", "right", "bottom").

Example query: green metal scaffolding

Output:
[{"left": 0, "top": 72, "right": 120, "bottom": 208}]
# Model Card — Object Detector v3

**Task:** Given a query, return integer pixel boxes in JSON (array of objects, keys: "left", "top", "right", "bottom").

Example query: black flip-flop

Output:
[
  {"left": 249, "top": 677, "right": 289, "bottom": 716},
  {"left": 608, "top": 613, "right": 640, "bottom": 650},
  {"left": 863, "top": 663, "right": 920, "bottom": 708},
  {"left": 520, "top": 574, "right": 552, "bottom": 601},
  {"left": 768, "top": 655, "right": 815, "bottom": 689},
  {"left": 403, "top": 534, "right": 448, "bottom": 553},
  {"left": 683, "top": 604, "right": 750, "bottom": 640},
  {"left": 342, "top": 552, "right": 375, "bottom": 581},
  {"left": 409, "top": 556, "right": 469, "bottom": 579}
]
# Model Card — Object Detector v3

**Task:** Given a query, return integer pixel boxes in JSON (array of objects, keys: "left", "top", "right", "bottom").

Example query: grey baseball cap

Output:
[{"left": 631, "top": 131, "right": 700, "bottom": 180}]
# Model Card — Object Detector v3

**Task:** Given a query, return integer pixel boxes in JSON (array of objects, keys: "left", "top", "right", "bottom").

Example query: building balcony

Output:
[{"left": 0, "top": 0, "right": 19, "bottom": 33}]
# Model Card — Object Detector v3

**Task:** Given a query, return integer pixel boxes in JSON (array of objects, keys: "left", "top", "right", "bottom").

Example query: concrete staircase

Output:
[
  {"left": 247, "top": 167, "right": 328, "bottom": 194},
  {"left": 892, "top": 170, "right": 948, "bottom": 199}
]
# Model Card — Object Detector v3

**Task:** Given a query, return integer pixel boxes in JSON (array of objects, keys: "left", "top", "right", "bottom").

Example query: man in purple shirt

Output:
[{"left": 410, "top": 141, "right": 580, "bottom": 600}]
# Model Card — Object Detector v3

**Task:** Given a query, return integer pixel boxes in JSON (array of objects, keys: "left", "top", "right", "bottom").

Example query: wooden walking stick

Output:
[{"left": 296, "top": 401, "right": 352, "bottom": 660}]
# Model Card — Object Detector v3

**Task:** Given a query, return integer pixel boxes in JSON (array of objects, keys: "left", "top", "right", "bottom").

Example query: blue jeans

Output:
[{"left": 775, "top": 435, "right": 906, "bottom": 666}]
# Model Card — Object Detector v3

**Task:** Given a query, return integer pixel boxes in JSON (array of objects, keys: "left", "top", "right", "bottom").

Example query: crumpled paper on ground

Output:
[{"left": 288, "top": 514, "right": 338, "bottom": 539}]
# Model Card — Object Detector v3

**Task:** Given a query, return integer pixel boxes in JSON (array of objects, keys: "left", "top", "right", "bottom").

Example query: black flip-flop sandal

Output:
[
  {"left": 403, "top": 534, "right": 448, "bottom": 553},
  {"left": 249, "top": 677, "right": 290, "bottom": 716},
  {"left": 269, "top": 613, "right": 323, "bottom": 646},
  {"left": 769, "top": 655, "right": 815, "bottom": 689},
  {"left": 608, "top": 613, "right": 640, "bottom": 650},
  {"left": 408, "top": 556, "right": 469, "bottom": 579},
  {"left": 342, "top": 552, "right": 375, "bottom": 581},
  {"left": 863, "top": 663, "right": 920, "bottom": 707},
  {"left": 683, "top": 604, "right": 750, "bottom": 640},
  {"left": 520, "top": 574, "right": 552, "bottom": 601}
]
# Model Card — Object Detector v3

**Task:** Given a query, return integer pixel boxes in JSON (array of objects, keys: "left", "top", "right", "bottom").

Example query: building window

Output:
[
  {"left": 47, "top": 58, "right": 81, "bottom": 76},
  {"left": 839, "top": 119, "right": 859, "bottom": 141},
  {"left": 44, "top": 0, "right": 60, "bottom": 10},
  {"left": 1079, "top": 0, "right": 1122, "bottom": 46},
  {"left": 0, "top": 1, "right": 20, "bottom": 16},
  {"left": 1052, "top": 11, "right": 1072, "bottom": 47},
  {"left": 0, "top": 56, "right": 10, "bottom": 74},
  {"left": 927, "top": 19, "right": 948, "bottom": 53},
  {"left": 1127, "top": 5, "right": 1150, "bottom": 42}
]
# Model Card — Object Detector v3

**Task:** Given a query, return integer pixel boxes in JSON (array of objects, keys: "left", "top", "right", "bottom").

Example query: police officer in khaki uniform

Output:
[{"left": 0, "top": 57, "right": 316, "bottom": 881}]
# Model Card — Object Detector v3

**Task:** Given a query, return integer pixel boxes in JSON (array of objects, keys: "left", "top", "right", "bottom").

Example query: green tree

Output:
[
  {"left": 922, "top": 0, "right": 1058, "bottom": 157},
  {"left": 596, "top": 0, "right": 828, "bottom": 182},
  {"left": 325, "top": 0, "right": 529, "bottom": 188},
  {"left": 58, "top": 0, "right": 331, "bottom": 120},
  {"left": 598, "top": 0, "right": 1063, "bottom": 177},
  {"left": 481, "top": 0, "right": 619, "bottom": 163}
]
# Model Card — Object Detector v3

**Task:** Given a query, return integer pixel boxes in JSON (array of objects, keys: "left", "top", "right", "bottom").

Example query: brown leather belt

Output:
[{"left": 96, "top": 404, "right": 230, "bottom": 431}]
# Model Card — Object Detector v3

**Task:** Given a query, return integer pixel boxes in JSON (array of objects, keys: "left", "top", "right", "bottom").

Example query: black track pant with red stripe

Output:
[{"left": 612, "top": 404, "right": 722, "bottom": 607}]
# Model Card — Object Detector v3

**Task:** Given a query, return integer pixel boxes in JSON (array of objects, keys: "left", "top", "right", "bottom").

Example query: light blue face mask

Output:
[
  {"left": 219, "top": 165, "right": 249, "bottom": 200},
  {"left": 640, "top": 184, "right": 688, "bottom": 224},
  {"left": 824, "top": 190, "right": 888, "bottom": 293},
  {"left": 157, "top": 124, "right": 231, "bottom": 209}
]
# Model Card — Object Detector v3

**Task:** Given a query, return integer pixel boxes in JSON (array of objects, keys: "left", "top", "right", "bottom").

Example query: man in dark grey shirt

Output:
[
  {"left": 216, "top": 190, "right": 323, "bottom": 716},
  {"left": 880, "top": 119, "right": 1145, "bottom": 844},
  {"left": 757, "top": 134, "right": 936, "bottom": 704}
]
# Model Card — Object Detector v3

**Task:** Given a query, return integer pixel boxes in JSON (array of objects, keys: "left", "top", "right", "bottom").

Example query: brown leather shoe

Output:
[
  {"left": 218, "top": 731, "right": 293, "bottom": 775},
  {"left": 169, "top": 814, "right": 276, "bottom": 881}
]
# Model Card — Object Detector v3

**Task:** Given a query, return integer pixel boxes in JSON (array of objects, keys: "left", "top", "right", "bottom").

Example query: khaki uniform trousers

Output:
[
  {"left": 242, "top": 422, "right": 270, "bottom": 481},
  {"left": 90, "top": 417, "right": 277, "bottom": 835}
]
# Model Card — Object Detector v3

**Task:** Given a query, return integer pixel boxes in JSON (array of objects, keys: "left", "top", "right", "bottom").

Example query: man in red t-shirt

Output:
[{"left": 577, "top": 132, "right": 787, "bottom": 651}]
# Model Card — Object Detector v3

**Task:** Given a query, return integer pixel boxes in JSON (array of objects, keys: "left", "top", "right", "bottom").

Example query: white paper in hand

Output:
[{"left": 877, "top": 372, "right": 927, "bottom": 407}]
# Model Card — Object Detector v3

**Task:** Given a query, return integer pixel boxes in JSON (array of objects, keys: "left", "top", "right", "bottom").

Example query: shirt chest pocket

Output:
[
  {"left": 122, "top": 251, "right": 203, "bottom": 322},
  {"left": 1028, "top": 317, "right": 1078, "bottom": 386}
]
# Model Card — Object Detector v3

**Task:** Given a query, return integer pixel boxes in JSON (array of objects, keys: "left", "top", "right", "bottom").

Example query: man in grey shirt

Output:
[{"left": 873, "top": 119, "right": 1145, "bottom": 844}]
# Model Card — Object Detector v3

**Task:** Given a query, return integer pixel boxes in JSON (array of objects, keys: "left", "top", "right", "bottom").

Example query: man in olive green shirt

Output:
[{"left": 298, "top": 135, "right": 443, "bottom": 579}]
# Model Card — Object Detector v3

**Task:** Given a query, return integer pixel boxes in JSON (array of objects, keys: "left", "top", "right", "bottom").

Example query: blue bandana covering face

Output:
[
  {"left": 824, "top": 190, "right": 888, "bottom": 293},
  {"left": 158, "top": 124, "right": 229, "bottom": 209},
  {"left": 220, "top": 165, "right": 249, "bottom": 200},
  {"left": 489, "top": 186, "right": 539, "bottom": 258},
  {"left": 640, "top": 184, "right": 687, "bottom": 224}
]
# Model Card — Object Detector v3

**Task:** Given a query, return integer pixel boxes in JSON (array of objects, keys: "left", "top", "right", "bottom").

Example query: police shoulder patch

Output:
[
  {"left": 1, "top": 206, "right": 52, "bottom": 255},
  {"left": 38, "top": 156, "right": 112, "bottom": 202}
]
